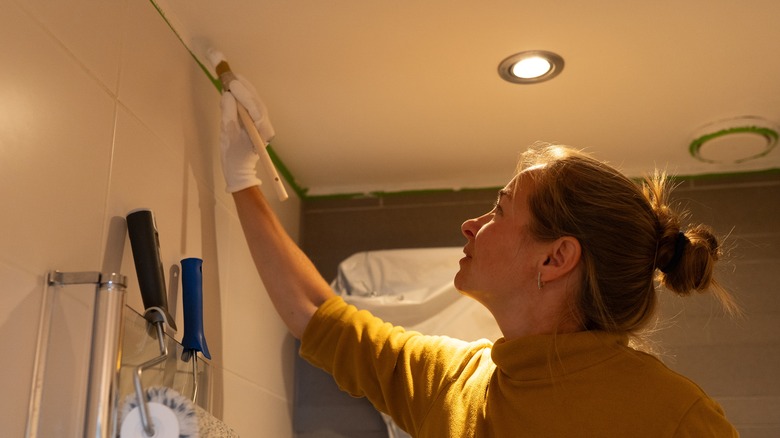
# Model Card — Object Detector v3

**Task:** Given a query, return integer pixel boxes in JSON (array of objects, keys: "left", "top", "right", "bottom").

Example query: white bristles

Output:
[
  {"left": 206, "top": 49, "right": 226, "bottom": 70},
  {"left": 119, "top": 386, "right": 199, "bottom": 438}
]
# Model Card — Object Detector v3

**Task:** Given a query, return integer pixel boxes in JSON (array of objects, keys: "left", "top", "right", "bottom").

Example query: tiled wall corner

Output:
[{"left": 0, "top": 0, "right": 298, "bottom": 436}]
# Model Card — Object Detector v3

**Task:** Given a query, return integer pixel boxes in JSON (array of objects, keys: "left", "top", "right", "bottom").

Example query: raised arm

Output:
[
  {"left": 218, "top": 77, "right": 334, "bottom": 338},
  {"left": 232, "top": 186, "right": 335, "bottom": 338}
]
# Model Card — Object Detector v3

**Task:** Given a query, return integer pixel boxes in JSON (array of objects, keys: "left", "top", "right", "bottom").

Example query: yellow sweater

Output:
[{"left": 301, "top": 296, "right": 737, "bottom": 437}]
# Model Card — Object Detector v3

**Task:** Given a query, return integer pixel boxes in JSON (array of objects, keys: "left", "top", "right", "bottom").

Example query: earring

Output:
[{"left": 537, "top": 272, "right": 544, "bottom": 290}]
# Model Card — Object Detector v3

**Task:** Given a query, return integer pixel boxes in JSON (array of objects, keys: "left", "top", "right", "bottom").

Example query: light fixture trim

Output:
[{"left": 498, "top": 50, "right": 564, "bottom": 84}]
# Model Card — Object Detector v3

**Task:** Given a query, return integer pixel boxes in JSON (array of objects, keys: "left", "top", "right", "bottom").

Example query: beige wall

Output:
[{"left": 0, "top": 0, "right": 298, "bottom": 436}]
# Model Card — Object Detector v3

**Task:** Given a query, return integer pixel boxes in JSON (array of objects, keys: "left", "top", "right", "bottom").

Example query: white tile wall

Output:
[
  {"left": 652, "top": 180, "right": 780, "bottom": 437},
  {"left": 0, "top": 0, "right": 298, "bottom": 436},
  {"left": 21, "top": 0, "right": 125, "bottom": 92}
]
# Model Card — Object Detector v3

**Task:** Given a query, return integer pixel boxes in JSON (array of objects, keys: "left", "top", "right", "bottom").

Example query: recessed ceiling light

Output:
[
  {"left": 689, "top": 116, "right": 779, "bottom": 164},
  {"left": 498, "top": 50, "right": 564, "bottom": 84}
]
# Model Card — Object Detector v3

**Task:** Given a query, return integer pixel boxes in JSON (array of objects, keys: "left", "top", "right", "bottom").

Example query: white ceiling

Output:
[{"left": 158, "top": 0, "right": 780, "bottom": 196}]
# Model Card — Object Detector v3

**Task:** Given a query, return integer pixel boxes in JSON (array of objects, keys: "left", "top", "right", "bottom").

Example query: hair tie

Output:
[{"left": 660, "top": 231, "right": 688, "bottom": 273}]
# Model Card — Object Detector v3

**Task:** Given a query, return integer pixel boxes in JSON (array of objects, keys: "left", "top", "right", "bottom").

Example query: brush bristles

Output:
[
  {"left": 207, "top": 49, "right": 226, "bottom": 70},
  {"left": 118, "top": 386, "right": 200, "bottom": 437}
]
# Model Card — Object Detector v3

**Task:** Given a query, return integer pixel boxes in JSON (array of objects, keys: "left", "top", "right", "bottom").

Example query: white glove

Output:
[
  {"left": 228, "top": 77, "right": 276, "bottom": 143},
  {"left": 218, "top": 76, "right": 276, "bottom": 193}
]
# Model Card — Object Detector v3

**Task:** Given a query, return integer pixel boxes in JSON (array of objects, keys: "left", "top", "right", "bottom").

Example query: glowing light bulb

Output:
[{"left": 511, "top": 57, "right": 552, "bottom": 79}]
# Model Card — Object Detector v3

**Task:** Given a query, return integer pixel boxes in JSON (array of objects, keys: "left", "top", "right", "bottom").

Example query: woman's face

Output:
[{"left": 454, "top": 173, "right": 546, "bottom": 304}]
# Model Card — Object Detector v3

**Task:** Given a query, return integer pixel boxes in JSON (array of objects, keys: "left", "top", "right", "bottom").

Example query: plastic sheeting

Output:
[{"left": 332, "top": 247, "right": 501, "bottom": 345}]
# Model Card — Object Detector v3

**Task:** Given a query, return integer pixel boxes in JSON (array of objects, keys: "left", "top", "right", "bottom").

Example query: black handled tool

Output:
[{"left": 126, "top": 209, "right": 177, "bottom": 331}]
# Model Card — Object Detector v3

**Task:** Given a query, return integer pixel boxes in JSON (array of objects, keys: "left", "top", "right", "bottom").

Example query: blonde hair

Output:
[{"left": 518, "top": 143, "right": 738, "bottom": 337}]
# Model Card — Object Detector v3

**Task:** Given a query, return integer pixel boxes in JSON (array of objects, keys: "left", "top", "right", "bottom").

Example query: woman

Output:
[{"left": 219, "top": 81, "right": 739, "bottom": 437}]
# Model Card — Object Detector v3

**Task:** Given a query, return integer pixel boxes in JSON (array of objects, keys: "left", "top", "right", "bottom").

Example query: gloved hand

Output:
[{"left": 219, "top": 76, "right": 276, "bottom": 193}]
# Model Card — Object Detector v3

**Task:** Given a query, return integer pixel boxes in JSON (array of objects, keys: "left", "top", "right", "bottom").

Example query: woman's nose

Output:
[{"left": 461, "top": 214, "right": 486, "bottom": 239}]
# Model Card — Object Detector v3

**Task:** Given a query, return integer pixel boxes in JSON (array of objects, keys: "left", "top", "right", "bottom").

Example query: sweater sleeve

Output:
[
  {"left": 673, "top": 396, "right": 739, "bottom": 438},
  {"left": 299, "top": 296, "right": 491, "bottom": 435}
]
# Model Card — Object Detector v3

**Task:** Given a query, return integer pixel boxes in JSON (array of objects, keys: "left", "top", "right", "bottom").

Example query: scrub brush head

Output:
[{"left": 119, "top": 386, "right": 199, "bottom": 438}]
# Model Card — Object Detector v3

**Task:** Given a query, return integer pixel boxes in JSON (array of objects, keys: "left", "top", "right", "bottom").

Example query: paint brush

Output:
[{"left": 209, "top": 50, "right": 288, "bottom": 201}]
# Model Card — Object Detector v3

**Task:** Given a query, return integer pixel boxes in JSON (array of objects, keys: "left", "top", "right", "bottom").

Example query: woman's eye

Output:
[{"left": 492, "top": 203, "right": 503, "bottom": 215}]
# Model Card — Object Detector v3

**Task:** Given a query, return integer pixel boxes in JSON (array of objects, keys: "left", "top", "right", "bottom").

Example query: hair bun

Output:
[
  {"left": 659, "top": 231, "right": 688, "bottom": 273},
  {"left": 659, "top": 224, "right": 721, "bottom": 295}
]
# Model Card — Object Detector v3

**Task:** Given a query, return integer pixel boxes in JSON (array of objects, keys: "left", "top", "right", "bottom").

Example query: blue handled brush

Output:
[
  {"left": 181, "top": 257, "right": 210, "bottom": 405},
  {"left": 181, "top": 257, "right": 210, "bottom": 360}
]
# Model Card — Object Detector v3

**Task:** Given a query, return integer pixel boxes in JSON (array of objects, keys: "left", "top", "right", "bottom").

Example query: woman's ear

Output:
[{"left": 540, "top": 236, "right": 581, "bottom": 281}]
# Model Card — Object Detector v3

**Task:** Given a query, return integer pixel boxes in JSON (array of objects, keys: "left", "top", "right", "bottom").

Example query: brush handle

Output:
[
  {"left": 126, "top": 209, "right": 177, "bottom": 331},
  {"left": 235, "top": 103, "right": 289, "bottom": 201},
  {"left": 181, "top": 257, "right": 211, "bottom": 359},
  {"left": 216, "top": 60, "right": 288, "bottom": 201}
]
